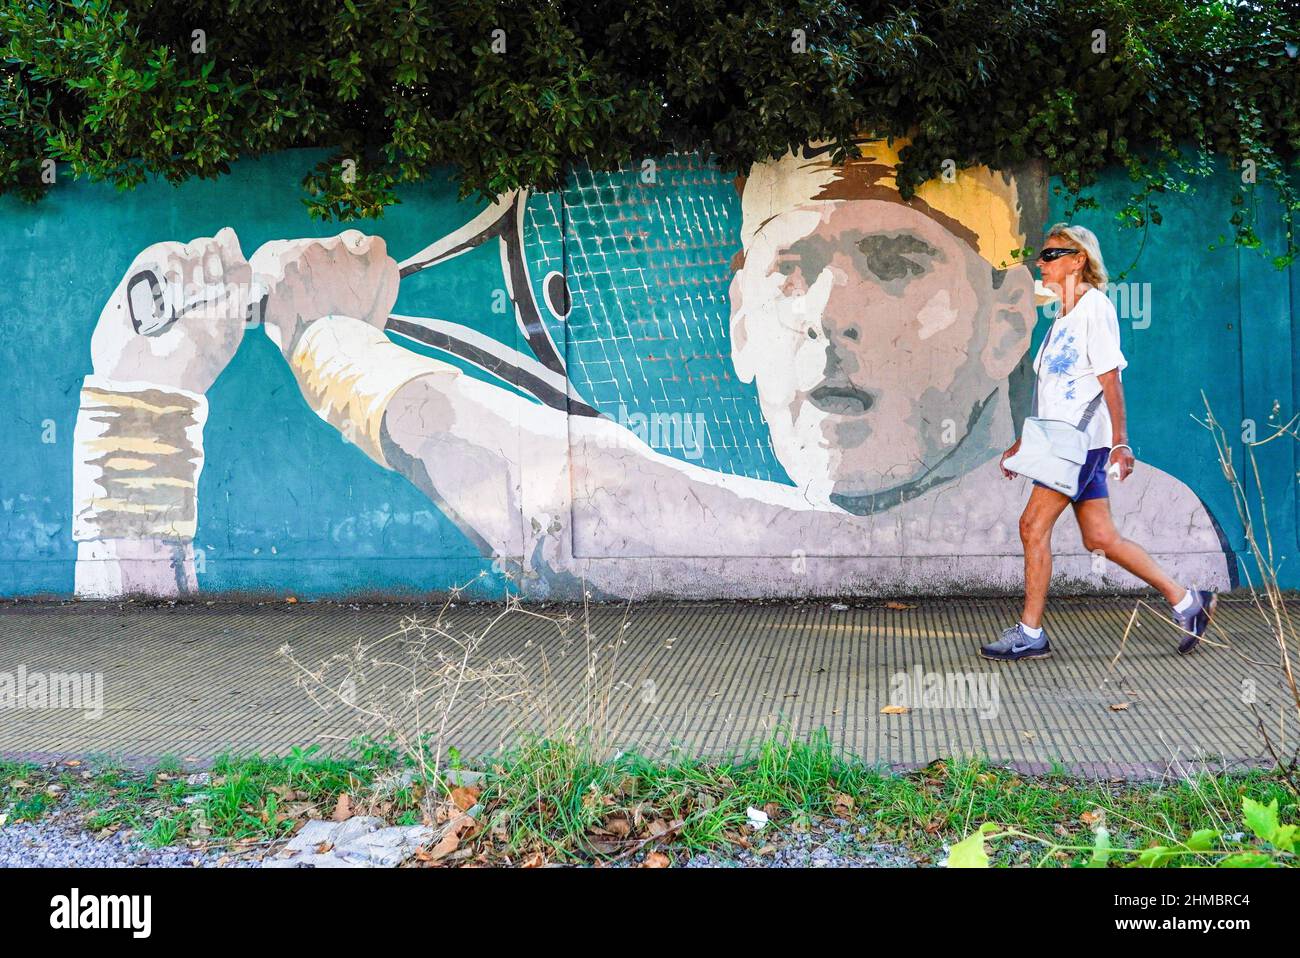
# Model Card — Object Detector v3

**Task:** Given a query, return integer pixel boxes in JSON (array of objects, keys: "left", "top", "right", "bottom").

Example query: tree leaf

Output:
[
  {"left": 947, "top": 823, "right": 998, "bottom": 868},
  {"left": 1242, "top": 797, "right": 1280, "bottom": 846}
]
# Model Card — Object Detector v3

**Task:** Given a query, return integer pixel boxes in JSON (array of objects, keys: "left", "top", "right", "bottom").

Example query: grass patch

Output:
[
  {"left": 4, "top": 730, "right": 1296, "bottom": 866},
  {"left": 0, "top": 759, "right": 58, "bottom": 824},
  {"left": 468, "top": 726, "right": 1296, "bottom": 865}
]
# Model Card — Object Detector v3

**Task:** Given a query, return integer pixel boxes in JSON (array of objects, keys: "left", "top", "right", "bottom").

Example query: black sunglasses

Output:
[{"left": 1036, "top": 247, "right": 1080, "bottom": 263}]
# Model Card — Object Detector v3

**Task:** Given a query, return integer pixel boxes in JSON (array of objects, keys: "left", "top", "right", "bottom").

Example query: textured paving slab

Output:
[{"left": 0, "top": 596, "right": 1292, "bottom": 777}]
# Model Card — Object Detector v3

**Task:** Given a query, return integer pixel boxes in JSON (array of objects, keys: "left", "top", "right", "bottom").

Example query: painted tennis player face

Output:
[{"left": 730, "top": 198, "right": 1034, "bottom": 499}]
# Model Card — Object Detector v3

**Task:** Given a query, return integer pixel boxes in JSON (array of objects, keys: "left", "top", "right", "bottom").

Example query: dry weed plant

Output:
[
  {"left": 1108, "top": 393, "right": 1300, "bottom": 793},
  {"left": 280, "top": 578, "right": 660, "bottom": 818}
]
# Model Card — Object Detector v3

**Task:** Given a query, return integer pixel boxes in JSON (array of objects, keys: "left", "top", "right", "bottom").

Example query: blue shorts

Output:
[{"left": 1033, "top": 447, "right": 1111, "bottom": 501}]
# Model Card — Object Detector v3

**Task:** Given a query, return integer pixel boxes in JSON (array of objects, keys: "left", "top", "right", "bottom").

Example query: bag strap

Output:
[
  {"left": 1075, "top": 390, "right": 1104, "bottom": 431},
  {"left": 1030, "top": 317, "right": 1061, "bottom": 420}
]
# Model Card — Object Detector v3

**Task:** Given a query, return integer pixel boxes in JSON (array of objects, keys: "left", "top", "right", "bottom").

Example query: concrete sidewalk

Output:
[{"left": 0, "top": 596, "right": 1291, "bottom": 778}]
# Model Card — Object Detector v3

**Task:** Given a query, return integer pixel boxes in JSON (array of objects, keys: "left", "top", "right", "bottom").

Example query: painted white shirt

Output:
[{"left": 1032, "top": 287, "right": 1127, "bottom": 449}]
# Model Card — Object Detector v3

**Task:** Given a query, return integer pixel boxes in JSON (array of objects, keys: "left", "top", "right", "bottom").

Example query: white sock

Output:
[
  {"left": 1019, "top": 622, "right": 1043, "bottom": 639},
  {"left": 1172, "top": 589, "right": 1196, "bottom": 613}
]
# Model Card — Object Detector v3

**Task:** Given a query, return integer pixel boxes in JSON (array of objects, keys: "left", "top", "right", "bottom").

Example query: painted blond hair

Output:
[
  {"left": 1044, "top": 222, "right": 1108, "bottom": 290},
  {"left": 740, "top": 137, "right": 1028, "bottom": 268}
]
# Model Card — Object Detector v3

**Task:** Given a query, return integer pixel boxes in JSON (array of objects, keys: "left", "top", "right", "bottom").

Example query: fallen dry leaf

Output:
[
  {"left": 424, "top": 814, "right": 477, "bottom": 864},
  {"left": 426, "top": 829, "right": 461, "bottom": 863},
  {"left": 331, "top": 793, "right": 354, "bottom": 822},
  {"left": 1081, "top": 809, "right": 1104, "bottom": 826},
  {"left": 640, "top": 851, "right": 670, "bottom": 868},
  {"left": 604, "top": 816, "right": 632, "bottom": 838},
  {"left": 449, "top": 785, "right": 481, "bottom": 812},
  {"left": 832, "top": 793, "right": 854, "bottom": 817},
  {"left": 586, "top": 838, "right": 625, "bottom": 856},
  {"left": 283, "top": 802, "right": 317, "bottom": 820},
  {"left": 880, "top": 704, "right": 909, "bottom": 715}
]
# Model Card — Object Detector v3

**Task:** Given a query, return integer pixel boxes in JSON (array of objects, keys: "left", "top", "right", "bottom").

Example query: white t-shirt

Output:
[{"left": 1032, "top": 287, "right": 1127, "bottom": 449}]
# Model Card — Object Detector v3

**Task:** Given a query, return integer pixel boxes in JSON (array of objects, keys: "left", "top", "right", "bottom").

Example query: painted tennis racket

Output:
[{"left": 125, "top": 189, "right": 599, "bottom": 418}]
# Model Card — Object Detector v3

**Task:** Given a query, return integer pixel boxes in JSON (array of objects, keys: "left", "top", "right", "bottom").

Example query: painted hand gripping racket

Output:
[{"left": 124, "top": 188, "right": 601, "bottom": 419}]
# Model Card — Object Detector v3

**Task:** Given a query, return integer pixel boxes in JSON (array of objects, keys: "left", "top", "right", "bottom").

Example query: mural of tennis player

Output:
[{"left": 70, "top": 139, "right": 1233, "bottom": 602}]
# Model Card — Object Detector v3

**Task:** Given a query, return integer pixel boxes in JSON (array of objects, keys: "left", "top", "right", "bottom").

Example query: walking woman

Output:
[{"left": 981, "top": 223, "right": 1216, "bottom": 661}]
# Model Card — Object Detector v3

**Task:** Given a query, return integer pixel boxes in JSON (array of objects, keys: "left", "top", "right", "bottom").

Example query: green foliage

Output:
[
  {"left": 1, "top": 0, "right": 1297, "bottom": 260},
  {"left": 950, "top": 792, "right": 1299, "bottom": 868},
  {"left": 948, "top": 822, "right": 997, "bottom": 867}
]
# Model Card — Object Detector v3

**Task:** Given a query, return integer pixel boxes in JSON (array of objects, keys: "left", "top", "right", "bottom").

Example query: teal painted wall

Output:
[
  {"left": 0, "top": 148, "right": 1292, "bottom": 598},
  {"left": 1052, "top": 167, "right": 1294, "bottom": 577}
]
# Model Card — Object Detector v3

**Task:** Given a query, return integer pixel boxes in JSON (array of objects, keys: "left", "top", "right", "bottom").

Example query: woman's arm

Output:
[{"left": 1098, "top": 368, "right": 1134, "bottom": 479}]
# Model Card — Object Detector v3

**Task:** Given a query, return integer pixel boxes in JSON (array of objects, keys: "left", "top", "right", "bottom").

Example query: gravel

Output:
[
  {"left": 4, "top": 780, "right": 930, "bottom": 868},
  {"left": 619, "top": 820, "right": 931, "bottom": 868},
  {"left": 0, "top": 807, "right": 262, "bottom": 868},
  {"left": 1, "top": 806, "right": 931, "bottom": 868}
]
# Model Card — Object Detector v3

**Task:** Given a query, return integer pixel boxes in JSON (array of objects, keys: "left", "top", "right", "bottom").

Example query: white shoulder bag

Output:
[{"left": 1003, "top": 321, "right": 1105, "bottom": 498}]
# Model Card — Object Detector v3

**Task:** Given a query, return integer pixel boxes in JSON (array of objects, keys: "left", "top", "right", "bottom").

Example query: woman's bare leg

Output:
[
  {"left": 1019, "top": 485, "right": 1073, "bottom": 628},
  {"left": 1072, "top": 496, "right": 1184, "bottom": 604}
]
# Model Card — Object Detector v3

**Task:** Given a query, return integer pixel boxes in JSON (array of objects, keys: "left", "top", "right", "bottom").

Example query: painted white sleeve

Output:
[
  {"left": 1086, "top": 295, "right": 1128, "bottom": 376},
  {"left": 288, "top": 315, "right": 448, "bottom": 468}
]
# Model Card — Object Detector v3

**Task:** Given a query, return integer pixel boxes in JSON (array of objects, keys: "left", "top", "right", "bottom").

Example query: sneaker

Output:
[
  {"left": 981, "top": 624, "right": 1052, "bottom": 661},
  {"left": 1172, "top": 589, "right": 1217, "bottom": 655}
]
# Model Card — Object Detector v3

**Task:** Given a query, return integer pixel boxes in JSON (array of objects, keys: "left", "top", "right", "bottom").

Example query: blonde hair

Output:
[
  {"left": 740, "top": 137, "right": 1027, "bottom": 268},
  {"left": 1044, "top": 222, "right": 1108, "bottom": 290}
]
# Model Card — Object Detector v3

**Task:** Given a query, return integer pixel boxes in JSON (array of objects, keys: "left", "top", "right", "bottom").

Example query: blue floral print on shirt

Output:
[
  {"left": 1044, "top": 333, "right": 1079, "bottom": 400},
  {"left": 1045, "top": 334, "right": 1078, "bottom": 376}
]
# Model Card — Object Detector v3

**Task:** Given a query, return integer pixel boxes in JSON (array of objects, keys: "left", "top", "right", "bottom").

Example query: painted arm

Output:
[
  {"left": 250, "top": 231, "right": 564, "bottom": 564},
  {"left": 73, "top": 230, "right": 253, "bottom": 597},
  {"left": 251, "top": 234, "right": 903, "bottom": 565}
]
